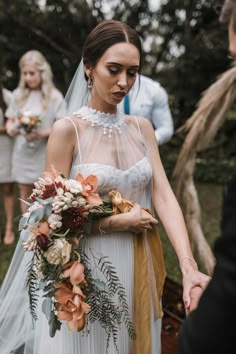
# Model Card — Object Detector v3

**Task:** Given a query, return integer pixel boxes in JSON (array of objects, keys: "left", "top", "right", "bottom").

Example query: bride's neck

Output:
[{"left": 87, "top": 99, "right": 117, "bottom": 114}]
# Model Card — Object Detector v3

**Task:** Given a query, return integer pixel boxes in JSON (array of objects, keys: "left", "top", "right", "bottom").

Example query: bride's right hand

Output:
[
  {"left": 122, "top": 204, "right": 158, "bottom": 234},
  {"left": 96, "top": 204, "right": 158, "bottom": 235}
]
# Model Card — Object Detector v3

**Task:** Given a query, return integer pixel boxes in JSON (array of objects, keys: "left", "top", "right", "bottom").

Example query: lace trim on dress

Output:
[{"left": 73, "top": 105, "right": 126, "bottom": 137}]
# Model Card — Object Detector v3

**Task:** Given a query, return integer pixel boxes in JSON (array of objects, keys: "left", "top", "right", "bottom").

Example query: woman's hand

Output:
[
  {"left": 181, "top": 264, "right": 211, "bottom": 315},
  {"left": 188, "top": 285, "right": 203, "bottom": 313},
  {"left": 25, "top": 131, "right": 40, "bottom": 141},
  {"left": 6, "top": 120, "right": 20, "bottom": 137},
  {"left": 96, "top": 203, "right": 158, "bottom": 235},
  {"left": 125, "top": 204, "right": 158, "bottom": 233}
]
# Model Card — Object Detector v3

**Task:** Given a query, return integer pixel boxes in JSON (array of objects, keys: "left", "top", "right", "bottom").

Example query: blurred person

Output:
[
  {"left": 0, "top": 79, "right": 15, "bottom": 244},
  {"left": 178, "top": 1, "right": 236, "bottom": 353},
  {"left": 119, "top": 74, "right": 174, "bottom": 145},
  {"left": 6, "top": 50, "right": 66, "bottom": 213}
]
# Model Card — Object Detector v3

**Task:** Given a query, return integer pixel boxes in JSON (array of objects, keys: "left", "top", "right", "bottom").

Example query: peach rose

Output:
[{"left": 55, "top": 281, "right": 90, "bottom": 331}]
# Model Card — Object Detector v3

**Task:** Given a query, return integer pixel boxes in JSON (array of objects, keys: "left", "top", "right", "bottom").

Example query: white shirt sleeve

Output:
[{"left": 151, "top": 84, "right": 174, "bottom": 145}]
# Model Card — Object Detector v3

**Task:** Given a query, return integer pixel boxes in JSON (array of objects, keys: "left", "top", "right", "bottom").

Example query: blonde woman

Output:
[
  {"left": 0, "top": 79, "right": 15, "bottom": 244},
  {"left": 6, "top": 50, "right": 66, "bottom": 213}
]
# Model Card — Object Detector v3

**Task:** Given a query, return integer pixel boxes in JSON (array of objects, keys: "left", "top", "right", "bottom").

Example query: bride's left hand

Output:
[{"left": 181, "top": 265, "right": 211, "bottom": 315}]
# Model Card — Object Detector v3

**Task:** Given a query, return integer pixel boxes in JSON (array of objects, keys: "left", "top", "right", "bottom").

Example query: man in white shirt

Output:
[{"left": 119, "top": 74, "right": 174, "bottom": 145}]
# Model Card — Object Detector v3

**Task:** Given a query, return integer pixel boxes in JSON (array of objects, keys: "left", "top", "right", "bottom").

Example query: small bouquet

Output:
[
  {"left": 19, "top": 167, "right": 136, "bottom": 350},
  {"left": 15, "top": 111, "right": 41, "bottom": 134}
]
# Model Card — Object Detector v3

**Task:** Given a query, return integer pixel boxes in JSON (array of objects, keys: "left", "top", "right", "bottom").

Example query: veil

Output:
[
  {"left": 65, "top": 60, "right": 90, "bottom": 116},
  {"left": 0, "top": 57, "right": 161, "bottom": 354}
]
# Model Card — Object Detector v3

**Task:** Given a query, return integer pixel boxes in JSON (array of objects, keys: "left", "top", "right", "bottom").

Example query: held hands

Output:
[
  {"left": 188, "top": 285, "right": 202, "bottom": 313},
  {"left": 181, "top": 260, "right": 211, "bottom": 315}
]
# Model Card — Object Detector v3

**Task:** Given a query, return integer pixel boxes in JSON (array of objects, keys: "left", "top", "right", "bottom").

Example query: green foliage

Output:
[
  {"left": 80, "top": 250, "right": 136, "bottom": 352},
  {"left": 155, "top": 0, "right": 230, "bottom": 124},
  {"left": 0, "top": 0, "right": 100, "bottom": 92},
  {"left": 26, "top": 252, "right": 40, "bottom": 321},
  {"left": 160, "top": 144, "right": 236, "bottom": 184}
]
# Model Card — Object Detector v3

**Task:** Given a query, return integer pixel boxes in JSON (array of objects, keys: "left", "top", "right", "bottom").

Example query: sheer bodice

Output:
[
  {"left": 70, "top": 157, "right": 152, "bottom": 201},
  {"left": 67, "top": 106, "right": 153, "bottom": 209}
]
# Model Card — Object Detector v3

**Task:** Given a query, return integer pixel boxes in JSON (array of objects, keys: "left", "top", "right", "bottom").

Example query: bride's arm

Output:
[
  {"left": 93, "top": 203, "right": 158, "bottom": 234},
  {"left": 138, "top": 116, "right": 210, "bottom": 313},
  {"left": 45, "top": 118, "right": 76, "bottom": 177}
]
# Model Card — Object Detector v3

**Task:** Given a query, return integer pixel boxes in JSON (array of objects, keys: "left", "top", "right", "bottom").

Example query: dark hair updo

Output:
[{"left": 82, "top": 20, "right": 142, "bottom": 74}]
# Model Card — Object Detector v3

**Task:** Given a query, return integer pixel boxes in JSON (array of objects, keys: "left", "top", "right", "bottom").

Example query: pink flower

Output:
[{"left": 75, "top": 173, "right": 102, "bottom": 206}]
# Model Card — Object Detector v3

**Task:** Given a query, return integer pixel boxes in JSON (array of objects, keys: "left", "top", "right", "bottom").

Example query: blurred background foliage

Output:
[{"left": 0, "top": 0, "right": 235, "bottom": 283}]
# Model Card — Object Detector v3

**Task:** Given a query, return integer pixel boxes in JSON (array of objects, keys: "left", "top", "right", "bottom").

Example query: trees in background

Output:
[
  {"left": 155, "top": 0, "right": 229, "bottom": 123},
  {"left": 0, "top": 0, "right": 229, "bottom": 110},
  {"left": 0, "top": 0, "right": 99, "bottom": 92}
]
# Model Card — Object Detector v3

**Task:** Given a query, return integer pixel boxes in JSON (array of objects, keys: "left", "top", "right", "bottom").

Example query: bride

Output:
[{"left": 0, "top": 19, "right": 210, "bottom": 354}]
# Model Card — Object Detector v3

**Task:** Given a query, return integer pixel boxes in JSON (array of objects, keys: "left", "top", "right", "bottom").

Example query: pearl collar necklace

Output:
[{"left": 73, "top": 106, "right": 126, "bottom": 137}]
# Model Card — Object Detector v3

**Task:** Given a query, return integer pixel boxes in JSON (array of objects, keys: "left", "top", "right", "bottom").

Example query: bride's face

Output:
[{"left": 87, "top": 42, "right": 140, "bottom": 111}]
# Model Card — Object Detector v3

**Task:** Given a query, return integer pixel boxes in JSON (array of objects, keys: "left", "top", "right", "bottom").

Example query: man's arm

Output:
[{"left": 151, "top": 85, "right": 174, "bottom": 145}]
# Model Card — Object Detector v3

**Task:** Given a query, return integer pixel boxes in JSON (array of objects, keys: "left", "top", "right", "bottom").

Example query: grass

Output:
[{"left": 0, "top": 182, "right": 223, "bottom": 286}]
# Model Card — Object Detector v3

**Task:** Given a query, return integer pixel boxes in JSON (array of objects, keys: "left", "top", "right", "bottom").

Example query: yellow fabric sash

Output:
[{"left": 109, "top": 191, "right": 167, "bottom": 354}]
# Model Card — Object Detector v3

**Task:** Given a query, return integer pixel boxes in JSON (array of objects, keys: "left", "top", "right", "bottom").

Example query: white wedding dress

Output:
[{"left": 0, "top": 107, "right": 162, "bottom": 354}]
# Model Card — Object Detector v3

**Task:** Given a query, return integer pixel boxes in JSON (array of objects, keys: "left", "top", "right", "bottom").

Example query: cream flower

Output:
[
  {"left": 64, "top": 179, "right": 83, "bottom": 194},
  {"left": 44, "top": 239, "right": 72, "bottom": 265},
  {"left": 21, "top": 116, "right": 30, "bottom": 124},
  {"left": 48, "top": 213, "right": 63, "bottom": 230}
]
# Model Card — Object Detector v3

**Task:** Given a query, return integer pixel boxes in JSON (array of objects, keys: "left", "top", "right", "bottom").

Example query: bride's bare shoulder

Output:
[
  {"left": 50, "top": 116, "right": 77, "bottom": 139},
  {"left": 126, "top": 114, "right": 154, "bottom": 133}
]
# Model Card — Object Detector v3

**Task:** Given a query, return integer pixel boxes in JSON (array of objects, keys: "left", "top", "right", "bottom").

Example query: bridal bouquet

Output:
[
  {"left": 19, "top": 167, "right": 136, "bottom": 349},
  {"left": 15, "top": 111, "right": 41, "bottom": 134}
]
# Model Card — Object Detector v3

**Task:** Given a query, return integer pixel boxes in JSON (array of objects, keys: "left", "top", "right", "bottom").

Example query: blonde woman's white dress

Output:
[{"left": 5, "top": 88, "right": 66, "bottom": 184}]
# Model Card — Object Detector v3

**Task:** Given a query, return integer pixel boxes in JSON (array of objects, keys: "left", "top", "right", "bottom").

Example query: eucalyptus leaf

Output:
[
  {"left": 18, "top": 198, "right": 31, "bottom": 207},
  {"left": 43, "top": 203, "right": 52, "bottom": 218},
  {"left": 18, "top": 216, "right": 27, "bottom": 231},
  {"left": 36, "top": 197, "right": 54, "bottom": 205},
  {"left": 28, "top": 208, "right": 45, "bottom": 224},
  {"left": 42, "top": 298, "right": 52, "bottom": 321},
  {"left": 49, "top": 311, "right": 61, "bottom": 338}
]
